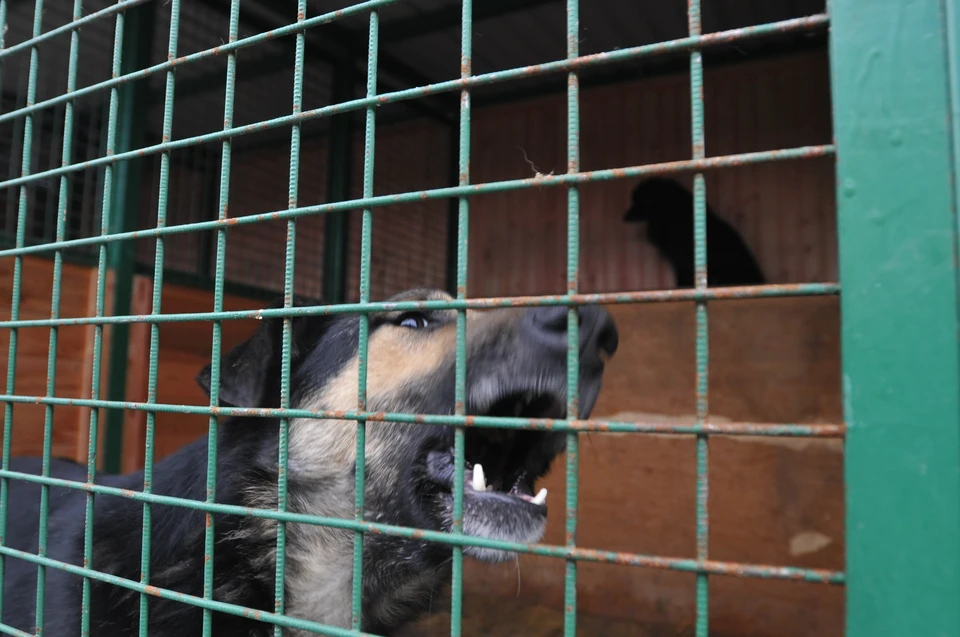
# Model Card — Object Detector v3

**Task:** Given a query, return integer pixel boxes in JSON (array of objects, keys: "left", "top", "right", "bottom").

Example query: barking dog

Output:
[{"left": 1, "top": 288, "right": 618, "bottom": 636}]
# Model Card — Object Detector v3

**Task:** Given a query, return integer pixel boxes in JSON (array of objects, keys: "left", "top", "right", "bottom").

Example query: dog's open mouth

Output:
[{"left": 423, "top": 390, "right": 567, "bottom": 517}]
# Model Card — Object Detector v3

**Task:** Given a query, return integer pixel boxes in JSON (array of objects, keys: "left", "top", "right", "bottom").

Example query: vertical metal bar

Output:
[
  {"left": 830, "top": 1, "right": 960, "bottom": 635},
  {"left": 687, "top": 2, "right": 710, "bottom": 636},
  {"left": 13, "top": 0, "right": 45, "bottom": 632},
  {"left": 102, "top": 3, "right": 157, "bottom": 475},
  {"left": 273, "top": 1, "right": 306, "bottom": 633},
  {"left": 0, "top": 0, "right": 10, "bottom": 611},
  {"left": 35, "top": 0, "right": 83, "bottom": 633},
  {"left": 81, "top": 4, "right": 130, "bottom": 634},
  {"left": 322, "top": 60, "right": 354, "bottom": 305},
  {"left": 563, "top": 1, "right": 580, "bottom": 636},
  {"left": 450, "top": 1, "right": 471, "bottom": 635},
  {"left": 139, "top": 0, "right": 180, "bottom": 633},
  {"left": 352, "top": 11, "right": 379, "bottom": 630},
  {"left": 0, "top": 0, "right": 22, "bottom": 618},
  {"left": 203, "top": 1, "right": 240, "bottom": 634}
]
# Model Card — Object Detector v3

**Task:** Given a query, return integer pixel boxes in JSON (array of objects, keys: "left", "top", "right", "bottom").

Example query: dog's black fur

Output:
[
  {"left": 624, "top": 177, "right": 766, "bottom": 287},
  {"left": 1, "top": 289, "right": 617, "bottom": 636}
]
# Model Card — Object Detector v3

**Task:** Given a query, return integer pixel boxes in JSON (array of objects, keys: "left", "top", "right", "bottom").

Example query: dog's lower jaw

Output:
[
  {"left": 461, "top": 513, "right": 548, "bottom": 563},
  {"left": 437, "top": 491, "right": 549, "bottom": 564}
]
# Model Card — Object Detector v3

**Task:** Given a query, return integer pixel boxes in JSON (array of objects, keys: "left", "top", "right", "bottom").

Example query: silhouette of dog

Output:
[{"left": 624, "top": 177, "right": 765, "bottom": 287}]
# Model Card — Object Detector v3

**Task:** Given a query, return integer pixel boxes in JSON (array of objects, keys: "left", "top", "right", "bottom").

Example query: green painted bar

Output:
[
  {"left": 352, "top": 8, "right": 381, "bottom": 630},
  {"left": 273, "top": 2, "right": 307, "bottom": 633},
  {"left": 449, "top": 0, "right": 472, "bottom": 634},
  {"left": 0, "top": 392, "right": 844, "bottom": 437},
  {"left": 2, "top": 546, "right": 374, "bottom": 637},
  {"left": 563, "top": 0, "right": 581, "bottom": 635},
  {"left": 0, "top": 621, "right": 33, "bottom": 637},
  {"left": 0, "top": 13, "right": 826, "bottom": 138},
  {"left": 0, "top": 0, "right": 400, "bottom": 126},
  {"left": 0, "top": 281, "right": 841, "bottom": 330},
  {"left": 0, "top": 146, "right": 837, "bottom": 260},
  {"left": 139, "top": 1, "right": 181, "bottom": 633},
  {"left": 202, "top": 1, "right": 240, "bottom": 634},
  {"left": 37, "top": 0, "right": 83, "bottom": 632},
  {"left": 0, "top": 0, "right": 149, "bottom": 62},
  {"left": 7, "top": 1, "right": 47, "bottom": 632},
  {"left": 81, "top": 5, "right": 129, "bottom": 633},
  {"left": 686, "top": 1, "right": 711, "bottom": 635},
  {"left": 0, "top": 479, "right": 844, "bottom": 584},
  {"left": 830, "top": 1, "right": 960, "bottom": 636}
]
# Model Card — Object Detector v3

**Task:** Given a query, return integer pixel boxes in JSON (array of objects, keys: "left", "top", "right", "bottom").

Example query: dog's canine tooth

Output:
[
  {"left": 531, "top": 488, "right": 548, "bottom": 506},
  {"left": 472, "top": 464, "right": 486, "bottom": 491}
]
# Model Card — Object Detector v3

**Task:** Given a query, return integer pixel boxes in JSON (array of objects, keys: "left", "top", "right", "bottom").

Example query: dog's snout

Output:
[{"left": 525, "top": 305, "right": 618, "bottom": 362}]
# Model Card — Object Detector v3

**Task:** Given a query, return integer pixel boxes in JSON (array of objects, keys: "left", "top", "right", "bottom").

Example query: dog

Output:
[
  {"left": 624, "top": 177, "right": 766, "bottom": 287},
  {"left": 1, "top": 288, "right": 618, "bottom": 636}
]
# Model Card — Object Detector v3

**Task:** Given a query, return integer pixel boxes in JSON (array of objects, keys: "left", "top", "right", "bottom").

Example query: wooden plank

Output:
[{"left": 0, "top": 257, "right": 104, "bottom": 463}]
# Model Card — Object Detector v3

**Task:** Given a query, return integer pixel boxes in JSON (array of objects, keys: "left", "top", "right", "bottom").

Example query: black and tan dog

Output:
[{"left": 1, "top": 288, "right": 618, "bottom": 636}]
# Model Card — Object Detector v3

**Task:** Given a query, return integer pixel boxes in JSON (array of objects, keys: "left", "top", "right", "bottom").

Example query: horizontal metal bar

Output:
[
  {"left": 0, "top": 14, "right": 829, "bottom": 190},
  {"left": 0, "top": 545, "right": 373, "bottom": 637},
  {"left": 0, "top": 470, "right": 844, "bottom": 585},
  {"left": 0, "top": 623, "right": 33, "bottom": 637},
  {"left": 0, "top": 0, "right": 152, "bottom": 62},
  {"left": 0, "top": 282, "right": 839, "bottom": 328},
  {"left": 0, "top": 145, "right": 836, "bottom": 258},
  {"left": 0, "top": 0, "right": 403, "bottom": 127},
  {"left": 0, "top": 393, "right": 845, "bottom": 436}
]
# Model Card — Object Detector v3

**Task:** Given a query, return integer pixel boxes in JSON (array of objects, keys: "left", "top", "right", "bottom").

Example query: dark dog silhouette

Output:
[{"left": 623, "top": 177, "right": 765, "bottom": 288}]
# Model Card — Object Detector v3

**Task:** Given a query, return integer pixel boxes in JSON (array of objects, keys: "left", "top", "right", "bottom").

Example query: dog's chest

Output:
[{"left": 282, "top": 533, "right": 446, "bottom": 635}]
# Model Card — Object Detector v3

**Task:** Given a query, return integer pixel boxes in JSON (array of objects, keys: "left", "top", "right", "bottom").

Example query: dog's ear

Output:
[{"left": 195, "top": 299, "right": 326, "bottom": 408}]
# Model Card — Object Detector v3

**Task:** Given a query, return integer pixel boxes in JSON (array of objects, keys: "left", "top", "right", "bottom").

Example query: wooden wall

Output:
[
  {"left": 467, "top": 49, "right": 835, "bottom": 296},
  {"left": 0, "top": 257, "right": 113, "bottom": 463},
  {"left": 139, "top": 49, "right": 834, "bottom": 302},
  {"left": 453, "top": 296, "right": 845, "bottom": 637},
  {"left": 0, "top": 256, "right": 263, "bottom": 471},
  {"left": 120, "top": 276, "right": 263, "bottom": 473}
]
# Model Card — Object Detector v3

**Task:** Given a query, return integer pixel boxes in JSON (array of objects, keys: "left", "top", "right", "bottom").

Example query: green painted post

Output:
[
  {"left": 322, "top": 60, "right": 355, "bottom": 304},
  {"left": 102, "top": 3, "right": 156, "bottom": 475},
  {"left": 830, "top": 2, "right": 960, "bottom": 636}
]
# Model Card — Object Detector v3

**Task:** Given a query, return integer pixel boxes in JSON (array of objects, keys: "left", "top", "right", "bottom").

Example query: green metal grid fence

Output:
[{"left": 0, "top": 0, "right": 957, "bottom": 636}]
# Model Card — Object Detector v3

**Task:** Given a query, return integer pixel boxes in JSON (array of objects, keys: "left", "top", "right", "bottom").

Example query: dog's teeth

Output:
[
  {"left": 472, "top": 464, "right": 486, "bottom": 492},
  {"left": 531, "top": 488, "right": 547, "bottom": 505}
]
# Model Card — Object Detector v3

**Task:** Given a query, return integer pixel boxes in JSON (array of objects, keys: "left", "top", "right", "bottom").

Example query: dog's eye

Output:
[{"left": 397, "top": 313, "right": 429, "bottom": 329}]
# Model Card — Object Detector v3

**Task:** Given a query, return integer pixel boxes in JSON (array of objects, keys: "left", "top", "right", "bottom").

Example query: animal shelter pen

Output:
[{"left": 0, "top": 0, "right": 956, "bottom": 634}]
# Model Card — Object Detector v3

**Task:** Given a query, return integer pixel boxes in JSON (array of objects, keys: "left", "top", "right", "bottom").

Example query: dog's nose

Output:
[{"left": 525, "top": 305, "right": 618, "bottom": 362}]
